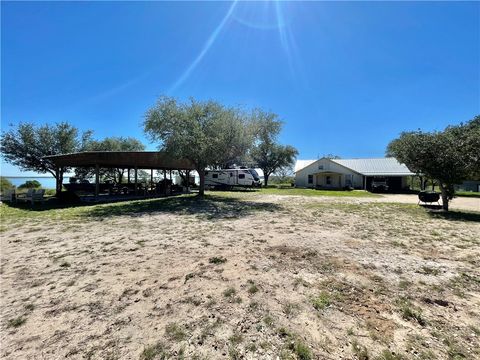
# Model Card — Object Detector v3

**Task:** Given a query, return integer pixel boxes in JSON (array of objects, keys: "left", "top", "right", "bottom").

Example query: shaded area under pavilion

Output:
[{"left": 45, "top": 151, "right": 196, "bottom": 202}]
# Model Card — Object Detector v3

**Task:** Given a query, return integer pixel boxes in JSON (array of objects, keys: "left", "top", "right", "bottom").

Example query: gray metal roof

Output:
[
  {"left": 294, "top": 160, "right": 316, "bottom": 172},
  {"left": 332, "top": 158, "right": 414, "bottom": 176}
]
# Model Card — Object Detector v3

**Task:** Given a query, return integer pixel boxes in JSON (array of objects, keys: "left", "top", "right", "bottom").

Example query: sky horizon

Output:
[{"left": 2, "top": 1, "right": 479, "bottom": 177}]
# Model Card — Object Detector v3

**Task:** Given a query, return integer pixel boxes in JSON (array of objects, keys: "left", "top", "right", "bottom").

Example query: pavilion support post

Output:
[
  {"left": 163, "top": 169, "right": 167, "bottom": 196},
  {"left": 169, "top": 170, "right": 172, "bottom": 180},
  {"left": 134, "top": 166, "right": 138, "bottom": 195},
  {"left": 150, "top": 169, "right": 153, "bottom": 195},
  {"left": 186, "top": 170, "right": 190, "bottom": 193},
  {"left": 127, "top": 168, "right": 131, "bottom": 184},
  {"left": 95, "top": 164, "right": 100, "bottom": 198}
]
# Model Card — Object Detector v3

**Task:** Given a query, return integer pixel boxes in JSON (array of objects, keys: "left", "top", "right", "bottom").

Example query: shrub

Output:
[
  {"left": 396, "top": 297, "right": 426, "bottom": 326},
  {"left": 165, "top": 323, "right": 187, "bottom": 341},
  {"left": 8, "top": 316, "right": 26, "bottom": 328},
  {"left": 0, "top": 177, "right": 14, "bottom": 191},
  {"left": 209, "top": 256, "right": 227, "bottom": 264},
  {"left": 311, "top": 292, "right": 331, "bottom": 310},
  {"left": 18, "top": 180, "right": 41, "bottom": 189}
]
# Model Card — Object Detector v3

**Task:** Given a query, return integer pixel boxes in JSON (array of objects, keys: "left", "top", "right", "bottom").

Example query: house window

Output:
[
  {"left": 326, "top": 176, "right": 331, "bottom": 185},
  {"left": 212, "top": 174, "right": 218, "bottom": 179},
  {"left": 239, "top": 174, "right": 245, "bottom": 179},
  {"left": 308, "top": 175, "right": 313, "bottom": 184},
  {"left": 318, "top": 165, "right": 324, "bottom": 170}
]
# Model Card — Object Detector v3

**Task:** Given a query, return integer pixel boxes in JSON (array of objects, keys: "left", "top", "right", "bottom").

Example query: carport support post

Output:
[
  {"left": 134, "top": 167, "right": 138, "bottom": 195},
  {"left": 95, "top": 164, "right": 100, "bottom": 198},
  {"left": 363, "top": 176, "right": 367, "bottom": 190}
]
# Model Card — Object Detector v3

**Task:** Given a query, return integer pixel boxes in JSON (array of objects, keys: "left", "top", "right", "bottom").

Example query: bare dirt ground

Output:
[
  {"left": 375, "top": 194, "right": 480, "bottom": 212},
  {"left": 1, "top": 194, "right": 479, "bottom": 360}
]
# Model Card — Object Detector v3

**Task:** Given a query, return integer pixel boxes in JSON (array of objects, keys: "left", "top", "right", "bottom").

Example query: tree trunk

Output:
[
  {"left": 55, "top": 169, "right": 63, "bottom": 197},
  {"left": 118, "top": 169, "right": 124, "bottom": 184},
  {"left": 263, "top": 173, "right": 269, "bottom": 187},
  {"left": 177, "top": 170, "right": 187, "bottom": 186},
  {"left": 438, "top": 183, "right": 449, "bottom": 211},
  {"left": 198, "top": 168, "right": 205, "bottom": 197}
]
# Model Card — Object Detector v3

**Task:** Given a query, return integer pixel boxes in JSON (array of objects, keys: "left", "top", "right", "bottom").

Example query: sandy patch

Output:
[{"left": 1, "top": 194, "right": 479, "bottom": 359}]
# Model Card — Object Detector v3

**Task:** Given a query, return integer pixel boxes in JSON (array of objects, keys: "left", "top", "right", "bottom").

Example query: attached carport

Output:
[
  {"left": 45, "top": 151, "right": 196, "bottom": 199},
  {"left": 364, "top": 175, "right": 409, "bottom": 191},
  {"left": 331, "top": 158, "right": 415, "bottom": 192}
]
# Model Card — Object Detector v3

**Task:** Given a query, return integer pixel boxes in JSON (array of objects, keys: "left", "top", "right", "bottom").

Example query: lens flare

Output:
[{"left": 169, "top": 1, "right": 238, "bottom": 93}]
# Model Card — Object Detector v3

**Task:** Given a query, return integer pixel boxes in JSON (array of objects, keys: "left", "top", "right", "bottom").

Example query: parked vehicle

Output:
[
  {"left": 371, "top": 177, "right": 389, "bottom": 192},
  {"left": 205, "top": 168, "right": 261, "bottom": 189}
]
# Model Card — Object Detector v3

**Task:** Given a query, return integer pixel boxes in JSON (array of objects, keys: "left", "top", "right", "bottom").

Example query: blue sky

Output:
[{"left": 2, "top": 1, "right": 479, "bottom": 176}]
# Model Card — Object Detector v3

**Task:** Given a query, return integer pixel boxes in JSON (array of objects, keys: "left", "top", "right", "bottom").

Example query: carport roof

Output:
[{"left": 44, "top": 151, "right": 196, "bottom": 170}]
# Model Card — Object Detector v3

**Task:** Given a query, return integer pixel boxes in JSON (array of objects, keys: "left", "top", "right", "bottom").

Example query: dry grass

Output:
[{"left": 0, "top": 193, "right": 479, "bottom": 359}]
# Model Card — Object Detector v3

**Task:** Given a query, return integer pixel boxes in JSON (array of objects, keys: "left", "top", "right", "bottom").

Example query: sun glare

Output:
[{"left": 170, "top": 1, "right": 298, "bottom": 92}]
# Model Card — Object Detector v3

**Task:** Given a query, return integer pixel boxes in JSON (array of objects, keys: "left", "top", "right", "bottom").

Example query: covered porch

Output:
[{"left": 312, "top": 172, "right": 345, "bottom": 189}]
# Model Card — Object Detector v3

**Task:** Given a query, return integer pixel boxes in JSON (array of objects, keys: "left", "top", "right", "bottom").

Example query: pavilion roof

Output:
[{"left": 44, "top": 151, "right": 196, "bottom": 170}]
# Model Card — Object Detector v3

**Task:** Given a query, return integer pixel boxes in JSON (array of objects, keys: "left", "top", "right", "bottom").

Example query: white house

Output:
[{"left": 294, "top": 157, "right": 414, "bottom": 191}]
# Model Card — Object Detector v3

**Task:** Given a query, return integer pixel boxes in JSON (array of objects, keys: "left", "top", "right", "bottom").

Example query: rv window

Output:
[
  {"left": 239, "top": 174, "right": 245, "bottom": 179},
  {"left": 230, "top": 172, "right": 233, "bottom": 177},
  {"left": 308, "top": 175, "right": 313, "bottom": 184},
  {"left": 212, "top": 174, "right": 218, "bottom": 179}
]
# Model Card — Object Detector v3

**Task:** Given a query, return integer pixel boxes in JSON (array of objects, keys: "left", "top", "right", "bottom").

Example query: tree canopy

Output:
[
  {"left": 144, "top": 96, "right": 254, "bottom": 196},
  {"left": 18, "top": 180, "right": 42, "bottom": 189},
  {"left": 0, "top": 177, "right": 14, "bottom": 192},
  {"left": 250, "top": 110, "right": 298, "bottom": 187},
  {"left": 387, "top": 116, "right": 479, "bottom": 210},
  {"left": 0, "top": 122, "right": 91, "bottom": 195},
  {"left": 74, "top": 136, "right": 145, "bottom": 183}
]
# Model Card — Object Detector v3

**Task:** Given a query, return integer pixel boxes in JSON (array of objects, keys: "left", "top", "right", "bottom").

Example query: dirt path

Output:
[
  {"left": 375, "top": 194, "right": 480, "bottom": 212},
  {"left": 1, "top": 194, "right": 479, "bottom": 359}
]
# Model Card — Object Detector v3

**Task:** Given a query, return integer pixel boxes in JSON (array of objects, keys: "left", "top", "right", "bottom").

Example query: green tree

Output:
[
  {"left": 250, "top": 110, "right": 298, "bottom": 187},
  {"left": 0, "top": 177, "right": 14, "bottom": 192},
  {"left": 74, "top": 136, "right": 145, "bottom": 183},
  {"left": 144, "top": 96, "right": 253, "bottom": 197},
  {"left": 387, "top": 116, "right": 480, "bottom": 211},
  {"left": 18, "top": 180, "right": 42, "bottom": 189},
  {"left": 0, "top": 122, "right": 92, "bottom": 196},
  {"left": 271, "top": 166, "right": 295, "bottom": 185}
]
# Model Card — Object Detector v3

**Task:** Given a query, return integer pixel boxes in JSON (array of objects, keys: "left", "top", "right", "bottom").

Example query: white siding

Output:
[{"left": 295, "top": 158, "right": 360, "bottom": 188}]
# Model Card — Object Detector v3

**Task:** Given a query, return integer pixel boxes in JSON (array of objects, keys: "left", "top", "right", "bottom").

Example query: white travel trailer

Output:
[{"left": 205, "top": 168, "right": 261, "bottom": 189}]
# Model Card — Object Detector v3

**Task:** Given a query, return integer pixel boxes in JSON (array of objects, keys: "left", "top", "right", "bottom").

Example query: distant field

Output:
[
  {"left": 1, "top": 193, "right": 479, "bottom": 359},
  {"left": 457, "top": 191, "right": 480, "bottom": 198}
]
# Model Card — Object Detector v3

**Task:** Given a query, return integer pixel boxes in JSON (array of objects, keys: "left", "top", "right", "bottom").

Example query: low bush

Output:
[
  {"left": 0, "top": 177, "right": 14, "bottom": 191},
  {"left": 18, "top": 180, "right": 41, "bottom": 189}
]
